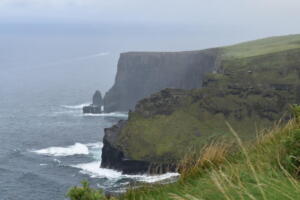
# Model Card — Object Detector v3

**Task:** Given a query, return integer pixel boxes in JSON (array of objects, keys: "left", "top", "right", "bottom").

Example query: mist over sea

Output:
[{"left": 0, "top": 25, "right": 187, "bottom": 200}]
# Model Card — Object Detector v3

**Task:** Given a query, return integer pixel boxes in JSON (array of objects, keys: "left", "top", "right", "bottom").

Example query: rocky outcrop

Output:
[
  {"left": 92, "top": 90, "right": 103, "bottom": 106},
  {"left": 101, "top": 120, "right": 178, "bottom": 174},
  {"left": 103, "top": 49, "right": 220, "bottom": 112},
  {"left": 83, "top": 90, "right": 103, "bottom": 114},
  {"left": 101, "top": 121, "right": 150, "bottom": 174}
]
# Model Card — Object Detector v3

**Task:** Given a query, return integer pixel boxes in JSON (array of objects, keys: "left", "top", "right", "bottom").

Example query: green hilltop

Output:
[{"left": 223, "top": 34, "right": 300, "bottom": 58}]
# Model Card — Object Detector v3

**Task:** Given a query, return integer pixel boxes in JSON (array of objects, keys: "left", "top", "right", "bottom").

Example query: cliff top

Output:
[{"left": 121, "top": 34, "right": 300, "bottom": 59}]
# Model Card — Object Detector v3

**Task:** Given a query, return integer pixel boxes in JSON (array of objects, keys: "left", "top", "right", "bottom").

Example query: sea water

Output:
[
  {"left": 0, "top": 99, "right": 178, "bottom": 199},
  {"left": 0, "top": 33, "right": 179, "bottom": 200}
]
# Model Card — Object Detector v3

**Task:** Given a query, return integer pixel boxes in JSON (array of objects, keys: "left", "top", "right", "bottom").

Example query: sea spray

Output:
[{"left": 31, "top": 143, "right": 89, "bottom": 157}]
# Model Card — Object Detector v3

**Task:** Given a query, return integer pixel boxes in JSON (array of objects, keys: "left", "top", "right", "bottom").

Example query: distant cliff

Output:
[
  {"left": 101, "top": 34, "right": 300, "bottom": 174},
  {"left": 103, "top": 49, "right": 220, "bottom": 112}
]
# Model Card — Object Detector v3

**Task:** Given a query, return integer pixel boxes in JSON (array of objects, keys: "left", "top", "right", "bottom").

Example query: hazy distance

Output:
[{"left": 1, "top": 0, "right": 300, "bottom": 95}]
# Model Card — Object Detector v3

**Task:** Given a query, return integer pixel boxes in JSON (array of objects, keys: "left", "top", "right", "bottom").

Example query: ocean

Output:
[{"left": 0, "top": 31, "right": 179, "bottom": 200}]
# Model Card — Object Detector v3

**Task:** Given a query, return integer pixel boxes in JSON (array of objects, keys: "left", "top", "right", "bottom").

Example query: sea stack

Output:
[{"left": 83, "top": 90, "right": 103, "bottom": 114}]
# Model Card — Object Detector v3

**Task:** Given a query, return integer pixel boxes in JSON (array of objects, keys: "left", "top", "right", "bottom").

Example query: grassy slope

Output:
[
  {"left": 121, "top": 116, "right": 300, "bottom": 200},
  {"left": 223, "top": 34, "right": 300, "bottom": 58},
  {"left": 116, "top": 34, "right": 300, "bottom": 163}
]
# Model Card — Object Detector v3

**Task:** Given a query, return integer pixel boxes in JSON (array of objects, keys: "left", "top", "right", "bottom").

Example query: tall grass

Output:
[
  {"left": 166, "top": 114, "right": 300, "bottom": 200},
  {"left": 179, "top": 140, "right": 233, "bottom": 180},
  {"left": 121, "top": 108, "right": 300, "bottom": 200}
]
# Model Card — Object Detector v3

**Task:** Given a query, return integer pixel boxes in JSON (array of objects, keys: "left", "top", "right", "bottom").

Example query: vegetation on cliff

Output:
[
  {"left": 120, "top": 105, "right": 300, "bottom": 200},
  {"left": 110, "top": 34, "right": 300, "bottom": 166},
  {"left": 68, "top": 105, "right": 300, "bottom": 200}
]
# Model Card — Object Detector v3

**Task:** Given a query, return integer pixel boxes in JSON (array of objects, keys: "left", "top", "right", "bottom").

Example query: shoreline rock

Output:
[
  {"left": 83, "top": 90, "right": 104, "bottom": 114},
  {"left": 101, "top": 120, "right": 178, "bottom": 174}
]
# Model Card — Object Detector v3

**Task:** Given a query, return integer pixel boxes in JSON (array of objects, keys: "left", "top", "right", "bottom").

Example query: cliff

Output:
[
  {"left": 101, "top": 34, "right": 300, "bottom": 174},
  {"left": 103, "top": 49, "right": 220, "bottom": 112}
]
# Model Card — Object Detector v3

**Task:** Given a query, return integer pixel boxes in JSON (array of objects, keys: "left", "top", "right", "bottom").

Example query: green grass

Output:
[
  {"left": 223, "top": 34, "right": 300, "bottom": 59},
  {"left": 119, "top": 111, "right": 300, "bottom": 200},
  {"left": 67, "top": 112, "right": 300, "bottom": 200}
]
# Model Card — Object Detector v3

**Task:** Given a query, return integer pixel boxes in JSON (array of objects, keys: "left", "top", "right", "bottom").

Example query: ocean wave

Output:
[
  {"left": 31, "top": 143, "right": 89, "bottom": 157},
  {"left": 71, "top": 161, "right": 122, "bottom": 179},
  {"left": 83, "top": 112, "right": 128, "bottom": 118},
  {"left": 53, "top": 106, "right": 128, "bottom": 118},
  {"left": 32, "top": 141, "right": 179, "bottom": 185},
  {"left": 71, "top": 161, "right": 180, "bottom": 183},
  {"left": 61, "top": 103, "right": 90, "bottom": 109},
  {"left": 124, "top": 172, "right": 180, "bottom": 183}
]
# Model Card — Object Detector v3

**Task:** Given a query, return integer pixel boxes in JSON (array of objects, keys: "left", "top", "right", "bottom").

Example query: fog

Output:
[{"left": 1, "top": 0, "right": 300, "bottom": 96}]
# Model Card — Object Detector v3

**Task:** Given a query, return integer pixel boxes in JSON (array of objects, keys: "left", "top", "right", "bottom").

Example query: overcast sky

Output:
[
  {"left": 1, "top": 0, "right": 300, "bottom": 26},
  {"left": 1, "top": 0, "right": 300, "bottom": 95},
  {"left": 1, "top": 0, "right": 300, "bottom": 49}
]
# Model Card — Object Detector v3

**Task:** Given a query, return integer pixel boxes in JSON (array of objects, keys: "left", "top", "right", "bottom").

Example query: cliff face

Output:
[
  {"left": 103, "top": 49, "right": 220, "bottom": 112},
  {"left": 101, "top": 35, "right": 300, "bottom": 174}
]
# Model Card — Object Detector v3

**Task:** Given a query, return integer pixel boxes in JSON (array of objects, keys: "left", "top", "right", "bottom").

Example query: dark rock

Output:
[
  {"left": 135, "top": 88, "right": 189, "bottom": 117},
  {"left": 83, "top": 90, "right": 103, "bottom": 114},
  {"left": 83, "top": 106, "right": 102, "bottom": 114},
  {"left": 93, "top": 90, "right": 103, "bottom": 106},
  {"left": 101, "top": 120, "right": 178, "bottom": 174}
]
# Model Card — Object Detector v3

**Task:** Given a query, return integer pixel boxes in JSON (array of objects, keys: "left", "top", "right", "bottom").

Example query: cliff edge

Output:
[
  {"left": 101, "top": 34, "right": 300, "bottom": 174},
  {"left": 103, "top": 49, "right": 220, "bottom": 112}
]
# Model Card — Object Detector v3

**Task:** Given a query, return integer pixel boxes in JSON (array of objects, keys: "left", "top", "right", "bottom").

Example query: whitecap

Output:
[
  {"left": 83, "top": 112, "right": 128, "bottom": 118},
  {"left": 61, "top": 103, "right": 91, "bottom": 109},
  {"left": 71, "top": 161, "right": 179, "bottom": 183},
  {"left": 124, "top": 173, "right": 180, "bottom": 183},
  {"left": 31, "top": 143, "right": 89, "bottom": 157},
  {"left": 71, "top": 161, "right": 122, "bottom": 179}
]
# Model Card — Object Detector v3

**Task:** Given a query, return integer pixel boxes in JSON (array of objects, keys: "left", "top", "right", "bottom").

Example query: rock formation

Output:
[
  {"left": 93, "top": 90, "right": 103, "bottom": 106},
  {"left": 83, "top": 90, "right": 103, "bottom": 114}
]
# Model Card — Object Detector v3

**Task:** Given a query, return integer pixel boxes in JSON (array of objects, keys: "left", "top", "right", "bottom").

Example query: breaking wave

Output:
[
  {"left": 61, "top": 103, "right": 90, "bottom": 109},
  {"left": 58, "top": 103, "right": 128, "bottom": 118},
  {"left": 31, "top": 143, "right": 89, "bottom": 157},
  {"left": 31, "top": 140, "right": 179, "bottom": 188},
  {"left": 83, "top": 112, "right": 128, "bottom": 118},
  {"left": 71, "top": 162, "right": 122, "bottom": 179},
  {"left": 71, "top": 161, "right": 179, "bottom": 183}
]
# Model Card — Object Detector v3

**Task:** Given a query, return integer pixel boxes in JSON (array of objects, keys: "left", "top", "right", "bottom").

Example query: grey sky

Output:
[
  {"left": 1, "top": 0, "right": 300, "bottom": 26},
  {"left": 1, "top": 0, "right": 300, "bottom": 96}
]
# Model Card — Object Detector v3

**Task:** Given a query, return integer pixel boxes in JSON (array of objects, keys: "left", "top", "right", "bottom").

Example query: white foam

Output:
[
  {"left": 71, "top": 161, "right": 122, "bottom": 179},
  {"left": 83, "top": 112, "right": 128, "bottom": 118},
  {"left": 31, "top": 143, "right": 89, "bottom": 157},
  {"left": 61, "top": 103, "right": 91, "bottom": 109},
  {"left": 71, "top": 161, "right": 179, "bottom": 183},
  {"left": 124, "top": 173, "right": 180, "bottom": 183}
]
